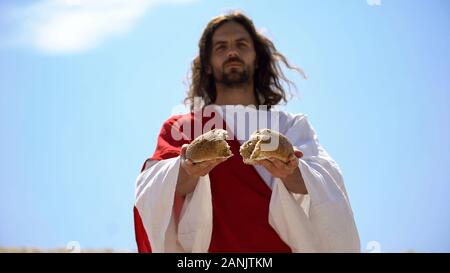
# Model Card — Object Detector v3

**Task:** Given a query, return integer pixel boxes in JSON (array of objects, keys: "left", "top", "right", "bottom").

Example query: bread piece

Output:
[
  {"left": 239, "top": 129, "right": 294, "bottom": 165},
  {"left": 185, "top": 129, "right": 233, "bottom": 163}
]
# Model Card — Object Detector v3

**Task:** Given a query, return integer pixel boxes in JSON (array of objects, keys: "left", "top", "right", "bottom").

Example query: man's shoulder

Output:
[
  {"left": 161, "top": 112, "right": 195, "bottom": 126},
  {"left": 271, "top": 108, "right": 308, "bottom": 124}
]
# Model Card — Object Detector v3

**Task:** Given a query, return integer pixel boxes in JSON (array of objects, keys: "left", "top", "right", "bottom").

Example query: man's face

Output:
[{"left": 208, "top": 21, "right": 257, "bottom": 87}]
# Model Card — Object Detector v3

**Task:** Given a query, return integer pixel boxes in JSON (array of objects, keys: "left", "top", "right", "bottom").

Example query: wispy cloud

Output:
[{"left": 1, "top": 0, "right": 197, "bottom": 54}]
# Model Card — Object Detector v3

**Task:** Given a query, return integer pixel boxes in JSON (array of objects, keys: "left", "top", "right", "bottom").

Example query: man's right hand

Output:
[
  {"left": 180, "top": 144, "right": 227, "bottom": 177},
  {"left": 176, "top": 144, "right": 227, "bottom": 196}
]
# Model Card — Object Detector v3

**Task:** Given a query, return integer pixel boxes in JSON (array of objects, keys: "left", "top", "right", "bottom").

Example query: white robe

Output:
[{"left": 135, "top": 105, "right": 361, "bottom": 252}]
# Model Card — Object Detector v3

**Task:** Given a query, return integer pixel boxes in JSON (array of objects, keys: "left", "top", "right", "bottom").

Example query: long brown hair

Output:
[{"left": 184, "top": 11, "right": 306, "bottom": 111}]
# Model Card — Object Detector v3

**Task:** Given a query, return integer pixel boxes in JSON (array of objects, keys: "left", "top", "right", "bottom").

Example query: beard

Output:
[{"left": 215, "top": 65, "right": 251, "bottom": 87}]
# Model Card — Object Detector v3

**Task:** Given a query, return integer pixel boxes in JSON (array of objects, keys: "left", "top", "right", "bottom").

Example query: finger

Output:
[
  {"left": 204, "top": 158, "right": 224, "bottom": 167},
  {"left": 294, "top": 150, "right": 303, "bottom": 158},
  {"left": 258, "top": 159, "right": 276, "bottom": 172},
  {"left": 181, "top": 144, "right": 189, "bottom": 158},
  {"left": 206, "top": 160, "right": 222, "bottom": 170},
  {"left": 184, "top": 158, "right": 195, "bottom": 166},
  {"left": 215, "top": 158, "right": 227, "bottom": 164},
  {"left": 270, "top": 158, "right": 287, "bottom": 169},
  {"left": 287, "top": 158, "right": 298, "bottom": 169},
  {"left": 258, "top": 159, "right": 274, "bottom": 168},
  {"left": 202, "top": 158, "right": 223, "bottom": 169},
  {"left": 182, "top": 160, "right": 196, "bottom": 174},
  {"left": 197, "top": 161, "right": 212, "bottom": 169},
  {"left": 288, "top": 153, "right": 298, "bottom": 163},
  {"left": 255, "top": 159, "right": 266, "bottom": 167}
]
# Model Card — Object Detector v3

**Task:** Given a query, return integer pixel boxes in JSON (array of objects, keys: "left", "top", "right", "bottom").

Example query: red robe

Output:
[{"left": 134, "top": 110, "right": 291, "bottom": 253}]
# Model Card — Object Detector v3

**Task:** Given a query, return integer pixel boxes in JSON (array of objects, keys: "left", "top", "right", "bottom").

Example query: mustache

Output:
[{"left": 223, "top": 57, "right": 244, "bottom": 67}]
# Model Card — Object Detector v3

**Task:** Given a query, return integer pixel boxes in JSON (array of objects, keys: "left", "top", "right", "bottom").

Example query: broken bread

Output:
[
  {"left": 239, "top": 129, "right": 294, "bottom": 165},
  {"left": 185, "top": 129, "right": 233, "bottom": 163}
]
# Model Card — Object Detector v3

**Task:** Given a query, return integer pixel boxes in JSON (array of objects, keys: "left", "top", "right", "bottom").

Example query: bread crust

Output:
[
  {"left": 239, "top": 129, "right": 294, "bottom": 164},
  {"left": 185, "top": 129, "right": 233, "bottom": 163}
]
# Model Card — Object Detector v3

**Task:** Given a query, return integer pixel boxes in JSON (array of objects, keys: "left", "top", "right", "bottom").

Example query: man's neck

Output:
[{"left": 214, "top": 83, "right": 257, "bottom": 106}]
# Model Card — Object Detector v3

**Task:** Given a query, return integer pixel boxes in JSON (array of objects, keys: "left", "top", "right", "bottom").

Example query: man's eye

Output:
[
  {"left": 215, "top": 45, "right": 225, "bottom": 51},
  {"left": 238, "top": 43, "right": 247, "bottom": 48}
]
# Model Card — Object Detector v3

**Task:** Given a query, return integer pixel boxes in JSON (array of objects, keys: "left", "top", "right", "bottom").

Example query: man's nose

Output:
[{"left": 227, "top": 49, "right": 239, "bottom": 58}]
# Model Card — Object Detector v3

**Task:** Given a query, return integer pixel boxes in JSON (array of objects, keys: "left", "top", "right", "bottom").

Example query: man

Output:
[{"left": 134, "top": 11, "right": 360, "bottom": 253}]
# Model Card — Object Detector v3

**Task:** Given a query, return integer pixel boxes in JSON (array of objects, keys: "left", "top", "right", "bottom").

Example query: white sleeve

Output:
[
  {"left": 134, "top": 156, "right": 213, "bottom": 253},
  {"left": 268, "top": 114, "right": 361, "bottom": 252}
]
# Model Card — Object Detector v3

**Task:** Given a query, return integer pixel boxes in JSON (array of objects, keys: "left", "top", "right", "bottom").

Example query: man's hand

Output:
[
  {"left": 176, "top": 144, "right": 227, "bottom": 196},
  {"left": 180, "top": 144, "right": 227, "bottom": 177},
  {"left": 256, "top": 149, "right": 308, "bottom": 194},
  {"left": 256, "top": 150, "right": 303, "bottom": 178}
]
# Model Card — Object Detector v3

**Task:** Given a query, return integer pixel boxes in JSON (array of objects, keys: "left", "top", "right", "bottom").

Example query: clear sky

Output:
[{"left": 0, "top": 0, "right": 449, "bottom": 252}]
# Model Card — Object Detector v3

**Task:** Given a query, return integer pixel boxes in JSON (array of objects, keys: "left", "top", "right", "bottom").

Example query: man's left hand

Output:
[
  {"left": 256, "top": 150, "right": 303, "bottom": 179},
  {"left": 256, "top": 149, "right": 308, "bottom": 194}
]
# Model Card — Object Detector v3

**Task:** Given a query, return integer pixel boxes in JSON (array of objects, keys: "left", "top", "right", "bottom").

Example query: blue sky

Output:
[{"left": 0, "top": 0, "right": 449, "bottom": 252}]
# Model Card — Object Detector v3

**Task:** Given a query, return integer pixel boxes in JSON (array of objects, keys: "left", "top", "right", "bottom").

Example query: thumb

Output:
[
  {"left": 181, "top": 144, "right": 189, "bottom": 158},
  {"left": 294, "top": 149, "right": 303, "bottom": 158}
]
